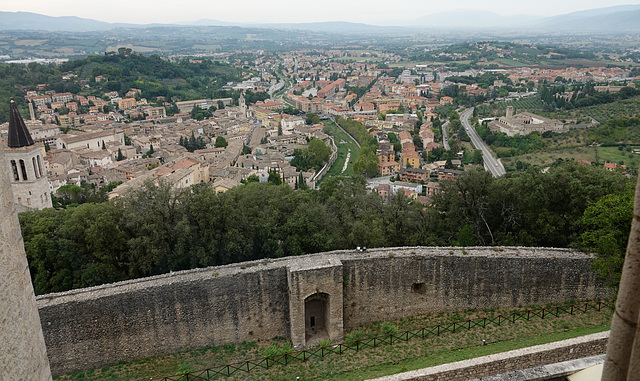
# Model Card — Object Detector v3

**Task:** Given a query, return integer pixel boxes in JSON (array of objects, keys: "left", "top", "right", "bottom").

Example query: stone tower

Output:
[
  {"left": 28, "top": 101, "right": 36, "bottom": 121},
  {"left": 0, "top": 116, "right": 53, "bottom": 379},
  {"left": 506, "top": 105, "right": 514, "bottom": 118},
  {"left": 4, "top": 100, "right": 52, "bottom": 211},
  {"left": 239, "top": 92, "right": 247, "bottom": 117}
]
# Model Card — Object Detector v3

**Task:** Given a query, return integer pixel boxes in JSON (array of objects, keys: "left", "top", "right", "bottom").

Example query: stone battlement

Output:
[{"left": 36, "top": 246, "right": 611, "bottom": 376}]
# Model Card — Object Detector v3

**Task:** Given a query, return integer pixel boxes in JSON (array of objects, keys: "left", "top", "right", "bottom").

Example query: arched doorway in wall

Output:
[{"left": 305, "top": 292, "right": 330, "bottom": 346}]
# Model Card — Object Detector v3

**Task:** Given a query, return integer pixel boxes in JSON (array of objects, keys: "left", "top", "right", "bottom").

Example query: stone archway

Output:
[{"left": 304, "top": 293, "right": 329, "bottom": 345}]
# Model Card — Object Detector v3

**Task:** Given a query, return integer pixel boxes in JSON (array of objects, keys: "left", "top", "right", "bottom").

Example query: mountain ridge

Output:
[{"left": 1, "top": 5, "right": 640, "bottom": 33}]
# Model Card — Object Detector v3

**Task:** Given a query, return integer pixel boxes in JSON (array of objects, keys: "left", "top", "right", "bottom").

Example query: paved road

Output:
[
  {"left": 248, "top": 121, "right": 266, "bottom": 148},
  {"left": 441, "top": 120, "right": 450, "bottom": 150},
  {"left": 268, "top": 80, "right": 285, "bottom": 97},
  {"left": 460, "top": 108, "right": 506, "bottom": 177}
]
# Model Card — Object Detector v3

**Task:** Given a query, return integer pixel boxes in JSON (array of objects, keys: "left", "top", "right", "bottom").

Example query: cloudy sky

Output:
[{"left": 2, "top": 0, "right": 640, "bottom": 25}]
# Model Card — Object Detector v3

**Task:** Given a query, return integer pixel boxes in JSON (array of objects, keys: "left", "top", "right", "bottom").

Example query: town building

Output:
[
  {"left": 398, "top": 167, "right": 430, "bottom": 182},
  {"left": 488, "top": 106, "right": 566, "bottom": 137}
]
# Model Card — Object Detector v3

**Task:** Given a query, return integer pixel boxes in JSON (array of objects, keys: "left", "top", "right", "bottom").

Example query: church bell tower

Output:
[{"left": 4, "top": 100, "right": 52, "bottom": 210}]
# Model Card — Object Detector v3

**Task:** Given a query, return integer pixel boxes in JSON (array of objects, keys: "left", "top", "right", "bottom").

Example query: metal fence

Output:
[{"left": 145, "top": 300, "right": 611, "bottom": 380}]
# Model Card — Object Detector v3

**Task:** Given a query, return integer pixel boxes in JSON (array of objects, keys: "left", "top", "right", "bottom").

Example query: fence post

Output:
[
  {"left": 570, "top": 305, "right": 574, "bottom": 315},
  {"left": 285, "top": 354, "right": 288, "bottom": 366},
  {"left": 468, "top": 319, "right": 471, "bottom": 330},
  {"left": 421, "top": 328, "right": 425, "bottom": 338},
  {"left": 598, "top": 301, "right": 602, "bottom": 311},
  {"left": 483, "top": 317, "right": 486, "bottom": 327},
  {"left": 497, "top": 316, "right": 501, "bottom": 326},
  {"left": 227, "top": 365, "right": 231, "bottom": 376},
  {"left": 437, "top": 325, "right": 440, "bottom": 336},
  {"left": 542, "top": 309, "right": 545, "bottom": 319},
  {"left": 322, "top": 347, "right": 324, "bottom": 358},
  {"left": 246, "top": 362, "right": 250, "bottom": 372},
  {"left": 512, "top": 313, "right": 516, "bottom": 323},
  {"left": 452, "top": 322, "right": 456, "bottom": 333}
]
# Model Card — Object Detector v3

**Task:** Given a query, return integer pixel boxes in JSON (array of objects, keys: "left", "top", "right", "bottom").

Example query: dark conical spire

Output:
[{"left": 8, "top": 100, "right": 34, "bottom": 148}]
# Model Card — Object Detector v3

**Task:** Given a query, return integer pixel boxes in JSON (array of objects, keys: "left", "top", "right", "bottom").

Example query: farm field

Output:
[
  {"left": 502, "top": 145, "right": 640, "bottom": 170},
  {"left": 544, "top": 96, "right": 640, "bottom": 123}
]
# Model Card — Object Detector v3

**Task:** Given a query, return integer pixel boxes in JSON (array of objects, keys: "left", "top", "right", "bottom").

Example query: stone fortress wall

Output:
[{"left": 36, "top": 246, "right": 612, "bottom": 376}]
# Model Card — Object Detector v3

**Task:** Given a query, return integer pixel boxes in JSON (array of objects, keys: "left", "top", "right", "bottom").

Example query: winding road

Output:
[{"left": 460, "top": 108, "right": 506, "bottom": 177}]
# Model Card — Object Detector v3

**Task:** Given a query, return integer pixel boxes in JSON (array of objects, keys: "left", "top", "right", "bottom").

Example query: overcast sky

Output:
[{"left": 2, "top": 0, "right": 640, "bottom": 25}]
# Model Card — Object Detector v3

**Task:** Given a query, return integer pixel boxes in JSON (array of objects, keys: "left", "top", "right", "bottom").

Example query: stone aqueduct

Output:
[{"left": 36, "top": 246, "right": 612, "bottom": 376}]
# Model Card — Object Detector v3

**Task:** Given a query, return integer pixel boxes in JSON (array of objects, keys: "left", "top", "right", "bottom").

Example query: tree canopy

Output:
[{"left": 19, "top": 161, "right": 634, "bottom": 295}]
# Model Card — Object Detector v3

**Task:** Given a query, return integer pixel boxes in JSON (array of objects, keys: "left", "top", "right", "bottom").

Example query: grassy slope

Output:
[
  {"left": 318, "top": 120, "right": 361, "bottom": 181},
  {"left": 57, "top": 301, "right": 612, "bottom": 381},
  {"left": 502, "top": 145, "right": 640, "bottom": 169}
]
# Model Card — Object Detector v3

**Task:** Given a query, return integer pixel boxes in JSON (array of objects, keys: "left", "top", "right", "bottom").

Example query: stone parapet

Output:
[{"left": 36, "top": 246, "right": 612, "bottom": 376}]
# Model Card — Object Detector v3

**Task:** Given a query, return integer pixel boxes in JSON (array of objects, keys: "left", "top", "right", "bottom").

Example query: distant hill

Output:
[
  {"left": 1, "top": 5, "right": 640, "bottom": 33},
  {"left": 264, "top": 21, "right": 396, "bottom": 34},
  {"left": 532, "top": 6, "right": 640, "bottom": 32},
  {"left": 410, "top": 10, "right": 543, "bottom": 29},
  {"left": 0, "top": 11, "right": 141, "bottom": 31},
  {"left": 180, "top": 19, "right": 393, "bottom": 34},
  {"left": 175, "top": 19, "right": 239, "bottom": 27}
]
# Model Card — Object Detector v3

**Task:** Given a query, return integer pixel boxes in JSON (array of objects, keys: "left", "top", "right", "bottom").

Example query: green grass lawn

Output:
[
  {"left": 333, "top": 325, "right": 609, "bottom": 380},
  {"left": 57, "top": 301, "right": 612, "bottom": 381},
  {"left": 318, "top": 120, "right": 361, "bottom": 182}
]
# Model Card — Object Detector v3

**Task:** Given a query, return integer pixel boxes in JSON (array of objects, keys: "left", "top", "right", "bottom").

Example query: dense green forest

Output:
[
  {"left": 538, "top": 83, "right": 640, "bottom": 112},
  {"left": 0, "top": 52, "right": 247, "bottom": 123},
  {"left": 61, "top": 52, "right": 245, "bottom": 101},
  {"left": 20, "top": 162, "right": 632, "bottom": 295},
  {"left": 0, "top": 63, "right": 58, "bottom": 123}
]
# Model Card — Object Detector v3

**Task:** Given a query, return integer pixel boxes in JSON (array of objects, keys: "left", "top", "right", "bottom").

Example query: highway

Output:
[{"left": 460, "top": 108, "right": 506, "bottom": 177}]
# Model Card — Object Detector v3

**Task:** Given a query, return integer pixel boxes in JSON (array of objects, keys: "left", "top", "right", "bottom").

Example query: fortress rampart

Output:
[{"left": 36, "top": 246, "right": 612, "bottom": 376}]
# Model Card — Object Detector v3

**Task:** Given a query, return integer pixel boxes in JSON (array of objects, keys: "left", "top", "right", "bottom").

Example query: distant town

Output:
[{"left": 2, "top": 40, "right": 639, "bottom": 212}]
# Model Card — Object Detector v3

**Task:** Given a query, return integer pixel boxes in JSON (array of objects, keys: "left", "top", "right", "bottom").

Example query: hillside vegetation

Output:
[
  {"left": 0, "top": 53, "right": 246, "bottom": 122},
  {"left": 20, "top": 162, "right": 632, "bottom": 295}
]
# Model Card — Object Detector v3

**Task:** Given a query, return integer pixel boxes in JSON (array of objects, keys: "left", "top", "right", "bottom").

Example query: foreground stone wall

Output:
[
  {"left": 37, "top": 247, "right": 612, "bottom": 376},
  {"left": 342, "top": 247, "right": 608, "bottom": 328},
  {"left": 38, "top": 264, "right": 291, "bottom": 375}
]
